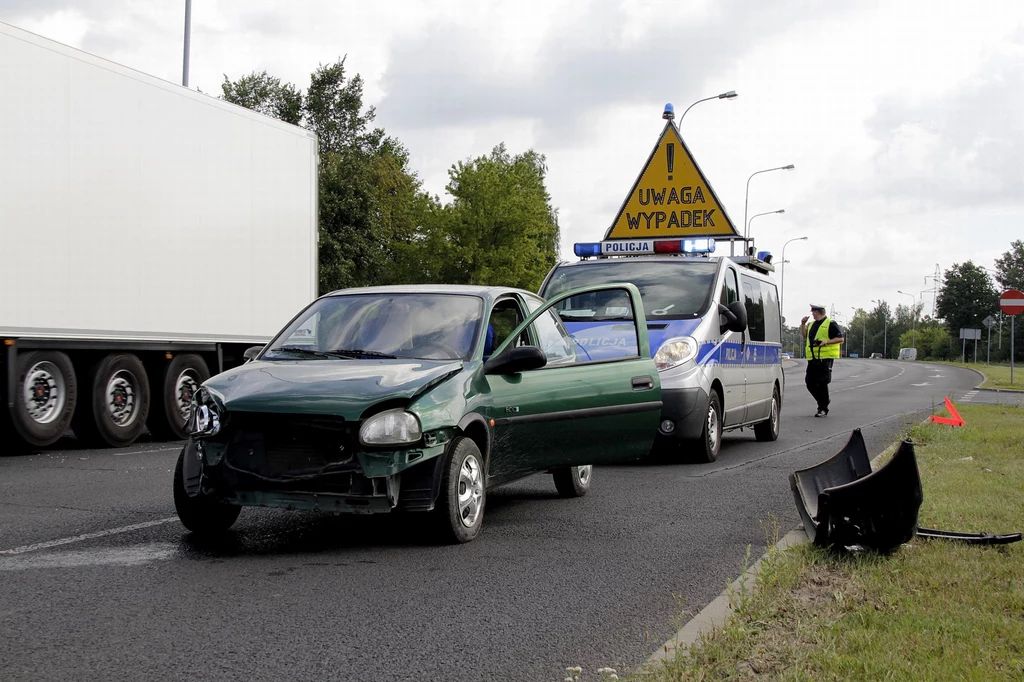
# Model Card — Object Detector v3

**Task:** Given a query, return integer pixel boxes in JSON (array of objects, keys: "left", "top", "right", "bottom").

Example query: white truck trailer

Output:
[{"left": 0, "top": 22, "right": 319, "bottom": 449}]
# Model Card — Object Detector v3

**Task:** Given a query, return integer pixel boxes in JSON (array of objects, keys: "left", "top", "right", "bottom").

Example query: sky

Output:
[{"left": 3, "top": 0, "right": 1023, "bottom": 327}]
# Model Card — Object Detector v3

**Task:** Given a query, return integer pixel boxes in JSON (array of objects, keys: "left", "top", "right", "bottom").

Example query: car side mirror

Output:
[
  {"left": 243, "top": 345, "right": 264, "bottom": 362},
  {"left": 719, "top": 301, "right": 748, "bottom": 335},
  {"left": 484, "top": 346, "right": 547, "bottom": 375}
]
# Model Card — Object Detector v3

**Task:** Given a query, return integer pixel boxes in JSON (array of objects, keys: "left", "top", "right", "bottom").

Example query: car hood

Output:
[{"left": 203, "top": 358, "right": 464, "bottom": 421}]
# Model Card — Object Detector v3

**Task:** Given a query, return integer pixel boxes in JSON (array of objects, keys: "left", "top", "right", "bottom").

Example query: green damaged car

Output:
[{"left": 174, "top": 284, "right": 662, "bottom": 542}]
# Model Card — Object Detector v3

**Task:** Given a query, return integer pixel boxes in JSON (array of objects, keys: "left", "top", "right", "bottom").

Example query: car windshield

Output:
[
  {"left": 541, "top": 260, "right": 718, "bottom": 320},
  {"left": 265, "top": 293, "right": 483, "bottom": 361}
]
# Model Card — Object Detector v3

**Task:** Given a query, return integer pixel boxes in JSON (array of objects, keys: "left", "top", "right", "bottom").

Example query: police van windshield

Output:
[{"left": 542, "top": 260, "right": 718, "bottom": 320}]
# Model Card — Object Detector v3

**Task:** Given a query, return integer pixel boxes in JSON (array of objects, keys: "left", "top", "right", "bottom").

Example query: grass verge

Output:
[
  {"left": 638, "top": 403, "right": 1024, "bottom": 681},
  {"left": 933, "top": 361, "right": 1022, "bottom": 390}
]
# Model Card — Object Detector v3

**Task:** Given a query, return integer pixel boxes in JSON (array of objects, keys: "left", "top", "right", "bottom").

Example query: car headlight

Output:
[
  {"left": 654, "top": 337, "right": 698, "bottom": 371},
  {"left": 359, "top": 409, "right": 422, "bottom": 446},
  {"left": 189, "top": 387, "right": 222, "bottom": 438}
]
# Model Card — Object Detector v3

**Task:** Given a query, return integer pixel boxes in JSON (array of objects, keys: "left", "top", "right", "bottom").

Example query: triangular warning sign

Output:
[{"left": 604, "top": 122, "right": 739, "bottom": 240}]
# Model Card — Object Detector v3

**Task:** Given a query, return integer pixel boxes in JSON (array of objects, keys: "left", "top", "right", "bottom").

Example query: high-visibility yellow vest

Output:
[{"left": 806, "top": 317, "right": 841, "bottom": 359}]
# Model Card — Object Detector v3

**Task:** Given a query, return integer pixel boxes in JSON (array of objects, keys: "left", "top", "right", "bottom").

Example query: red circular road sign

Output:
[{"left": 1000, "top": 289, "right": 1024, "bottom": 316}]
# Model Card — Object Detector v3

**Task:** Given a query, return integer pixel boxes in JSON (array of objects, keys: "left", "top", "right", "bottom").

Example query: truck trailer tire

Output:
[
  {"left": 73, "top": 353, "right": 151, "bottom": 448},
  {"left": 9, "top": 350, "right": 78, "bottom": 448},
  {"left": 149, "top": 354, "right": 210, "bottom": 441}
]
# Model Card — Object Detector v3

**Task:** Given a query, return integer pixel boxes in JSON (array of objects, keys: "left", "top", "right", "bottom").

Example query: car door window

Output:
[
  {"left": 529, "top": 309, "right": 578, "bottom": 366},
  {"left": 485, "top": 299, "right": 526, "bottom": 359}
]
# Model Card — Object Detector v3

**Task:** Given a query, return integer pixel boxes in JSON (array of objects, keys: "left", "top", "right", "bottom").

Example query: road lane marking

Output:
[
  {"left": 0, "top": 543, "right": 176, "bottom": 570},
  {"left": 0, "top": 517, "right": 178, "bottom": 556},
  {"left": 833, "top": 366, "right": 907, "bottom": 393},
  {"left": 912, "top": 382, "right": 931, "bottom": 386}
]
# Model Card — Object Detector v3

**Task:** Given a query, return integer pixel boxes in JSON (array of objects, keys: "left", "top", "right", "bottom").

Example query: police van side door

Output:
[
  {"left": 719, "top": 266, "right": 746, "bottom": 426},
  {"left": 740, "top": 274, "right": 770, "bottom": 423}
]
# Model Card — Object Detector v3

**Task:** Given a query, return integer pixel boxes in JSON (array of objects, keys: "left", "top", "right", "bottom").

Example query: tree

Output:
[
  {"left": 994, "top": 240, "right": 1024, "bottom": 291},
  {"left": 936, "top": 262, "right": 998, "bottom": 340},
  {"left": 421, "top": 144, "right": 560, "bottom": 290},
  {"left": 221, "top": 71, "right": 302, "bottom": 125},
  {"left": 222, "top": 61, "right": 431, "bottom": 293}
]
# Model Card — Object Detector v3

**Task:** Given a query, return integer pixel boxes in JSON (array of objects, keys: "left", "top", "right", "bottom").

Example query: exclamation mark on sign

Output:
[{"left": 666, "top": 143, "right": 675, "bottom": 181}]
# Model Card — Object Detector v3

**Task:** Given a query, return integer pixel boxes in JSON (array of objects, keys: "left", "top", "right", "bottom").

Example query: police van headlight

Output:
[
  {"left": 360, "top": 409, "right": 422, "bottom": 446},
  {"left": 654, "top": 337, "right": 698, "bottom": 371}
]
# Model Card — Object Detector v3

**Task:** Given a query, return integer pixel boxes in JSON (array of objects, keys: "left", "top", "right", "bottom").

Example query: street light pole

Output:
[
  {"left": 182, "top": 0, "right": 191, "bottom": 87},
  {"left": 746, "top": 209, "right": 785, "bottom": 250},
  {"left": 897, "top": 290, "right": 917, "bottom": 349},
  {"left": 780, "top": 236, "right": 808, "bottom": 317},
  {"left": 679, "top": 90, "right": 738, "bottom": 124},
  {"left": 743, "top": 164, "right": 795, "bottom": 244}
]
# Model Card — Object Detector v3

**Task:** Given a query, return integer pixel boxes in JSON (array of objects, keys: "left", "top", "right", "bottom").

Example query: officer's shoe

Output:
[{"left": 814, "top": 408, "right": 829, "bottom": 418}]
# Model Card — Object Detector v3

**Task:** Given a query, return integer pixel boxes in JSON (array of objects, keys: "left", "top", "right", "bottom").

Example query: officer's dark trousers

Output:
[{"left": 805, "top": 359, "right": 834, "bottom": 411}]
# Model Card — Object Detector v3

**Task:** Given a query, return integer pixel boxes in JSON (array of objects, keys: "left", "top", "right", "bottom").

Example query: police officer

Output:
[{"left": 800, "top": 304, "right": 843, "bottom": 417}]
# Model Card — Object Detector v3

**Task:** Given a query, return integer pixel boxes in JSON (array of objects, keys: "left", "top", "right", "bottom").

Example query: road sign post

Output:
[
  {"left": 999, "top": 289, "right": 1024, "bottom": 384},
  {"left": 983, "top": 315, "right": 996, "bottom": 365}
]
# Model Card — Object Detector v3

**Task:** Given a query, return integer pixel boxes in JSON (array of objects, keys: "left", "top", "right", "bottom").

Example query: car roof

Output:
[{"left": 322, "top": 284, "right": 535, "bottom": 304}]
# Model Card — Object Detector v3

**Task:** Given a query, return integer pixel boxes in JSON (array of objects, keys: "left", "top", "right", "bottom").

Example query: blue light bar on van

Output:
[{"left": 574, "top": 239, "right": 716, "bottom": 258}]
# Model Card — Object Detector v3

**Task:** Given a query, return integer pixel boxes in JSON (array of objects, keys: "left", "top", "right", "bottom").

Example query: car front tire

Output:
[
  {"left": 173, "top": 447, "right": 240, "bottom": 536},
  {"left": 432, "top": 436, "right": 485, "bottom": 544},
  {"left": 552, "top": 465, "right": 592, "bottom": 497}
]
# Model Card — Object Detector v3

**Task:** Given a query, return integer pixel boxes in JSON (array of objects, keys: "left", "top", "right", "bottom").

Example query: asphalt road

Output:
[{"left": 0, "top": 359, "right": 998, "bottom": 681}]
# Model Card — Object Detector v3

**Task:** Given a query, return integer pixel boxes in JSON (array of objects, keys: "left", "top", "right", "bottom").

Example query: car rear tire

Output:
[
  {"left": 754, "top": 387, "right": 781, "bottom": 442},
  {"left": 149, "top": 354, "right": 210, "bottom": 440},
  {"left": 690, "top": 388, "right": 722, "bottom": 463},
  {"left": 552, "top": 465, "right": 592, "bottom": 498},
  {"left": 432, "top": 437, "right": 485, "bottom": 544},
  {"left": 173, "top": 447, "right": 240, "bottom": 535},
  {"left": 9, "top": 351, "right": 78, "bottom": 448},
  {"left": 73, "top": 353, "right": 150, "bottom": 448}
]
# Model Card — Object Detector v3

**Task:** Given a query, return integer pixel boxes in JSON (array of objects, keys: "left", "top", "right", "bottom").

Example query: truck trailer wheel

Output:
[
  {"left": 74, "top": 353, "right": 151, "bottom": 447},
  {"left": 149, "top": 354, "right": 210, "bottom": 440},
  {"left": 9, "top": 351, "right": 78, "bottom": 448}
]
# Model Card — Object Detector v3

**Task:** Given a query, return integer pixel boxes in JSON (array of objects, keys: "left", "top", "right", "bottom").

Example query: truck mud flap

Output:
[
  {"left": 790, "top": 429, "right": 922, "bottom": 552},
  {"left": 182, "top": 441, "right": 203, "bottom": 496}
]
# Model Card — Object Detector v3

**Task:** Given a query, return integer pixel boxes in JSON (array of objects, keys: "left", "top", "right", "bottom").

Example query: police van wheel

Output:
[
  {"left": 691, "top": 389, "right": 722, "bottom": 463},
  {"left": 754, "top": 387, "right": 781, "bottom": 442}
]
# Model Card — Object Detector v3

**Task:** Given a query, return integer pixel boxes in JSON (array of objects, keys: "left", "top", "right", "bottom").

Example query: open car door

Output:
[{"left": 482, "top": 283, "right": 662, "bottom": 482}]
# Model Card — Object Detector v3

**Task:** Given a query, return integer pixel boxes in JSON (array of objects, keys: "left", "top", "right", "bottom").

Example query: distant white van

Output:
[{"left": 898, "top": 347, "right": 917, "bottom": 361}]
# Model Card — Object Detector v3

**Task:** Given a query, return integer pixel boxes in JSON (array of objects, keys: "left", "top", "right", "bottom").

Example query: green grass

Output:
[
  {"left": 636, "top": 404, "right": 1024, "bottom": 682},
  {"left": 933, "top": 361, "right": 1023, "bottom": 390}
]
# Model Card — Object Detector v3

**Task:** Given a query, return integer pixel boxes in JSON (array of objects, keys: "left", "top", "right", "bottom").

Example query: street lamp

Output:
[
  {"left": 746, "top": 209, "right": 785, "bottom": 241},
  {"left": 897, "top": 290, "right": 917, "bottom": 349},
  {"left": 182, "top": 0, "right": 192, "bottom": 87},
  {"left": 871, "top": 299, "right": 887, "bottom": 357},
  {"left": 780, "top": 236, "right": 807, "bottom": 316},
  {"left": 743, "top": 164, "right": 795, "bottom": 242},
  {"left": 678, "top": 90, "right": 738, "bottom": 123}
]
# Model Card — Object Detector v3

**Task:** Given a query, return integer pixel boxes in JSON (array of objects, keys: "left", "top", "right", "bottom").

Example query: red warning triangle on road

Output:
[{"left": 604, "top": 121, "right": 739, "bottom": 240}]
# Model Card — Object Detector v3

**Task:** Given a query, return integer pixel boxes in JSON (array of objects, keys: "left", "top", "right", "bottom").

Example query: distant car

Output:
[
  {"left": 898, "top": 348, "right": 918, "bottom": 361},
  {"left": 870, "top": 352, "right": 882, "bottom": 359},
  {"left": 781, "top": 352, "right": 793, "bottom": 360},
  {"left": 173, "top": 283, "right": 663, "bottom": 543}
]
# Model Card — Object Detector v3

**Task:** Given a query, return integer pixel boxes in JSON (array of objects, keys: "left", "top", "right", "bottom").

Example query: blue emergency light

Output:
[
  {"left": 756, "top": 250, "right": 773, "bottom": 263},
  {"left": 574, "top": 242, "right": 603, "bottom": 257}
]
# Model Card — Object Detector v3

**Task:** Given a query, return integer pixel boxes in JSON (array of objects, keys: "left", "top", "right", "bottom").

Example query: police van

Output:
[{"left": 538, "top": 237, "right": 784, "bottom": 462}]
